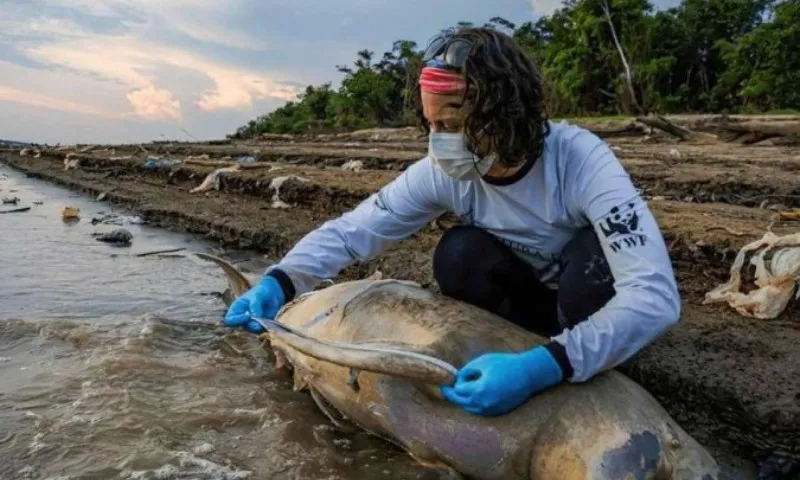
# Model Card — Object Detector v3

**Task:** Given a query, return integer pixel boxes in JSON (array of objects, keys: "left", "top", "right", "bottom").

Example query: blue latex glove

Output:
[
  {"left": 440, "top": 346, "right": 563, "bottom": 416},
  {"left": 223, "top": 276, "right": 286, "bottom": 334}
]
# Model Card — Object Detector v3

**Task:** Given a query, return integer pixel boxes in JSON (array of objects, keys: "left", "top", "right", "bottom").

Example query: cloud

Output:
[
  {"left": 0, "top": 17, "right": 93, "bottom": 40},
  {"left": 40, "top": 0, "right": 268, "bottom": 50},
  {"left": 168, "top": 18, "right": 268, "bottom": 51},
  {"left": 25, "top": 33, "right": 299, "bottom": 113},
  {"left": 0, "top": 85, "right": 119, "bottom": 119},
  {"left": 4, "top": 0, "right": 297, "bottom": 114},
  {"left": 196, "top": 72, "right": 298, "bottom": 111},
  {"left": 126, "top": 85, "right": 181, "bottom": 121},
  {"left": 529, "top": 0, "right": 567, "bottom": 16},
  {"left": 0, "top": 0, "right": 544, "bottom": 145},
  {"left": 41, "top": 0, "right": 126, "bottom": 17}
]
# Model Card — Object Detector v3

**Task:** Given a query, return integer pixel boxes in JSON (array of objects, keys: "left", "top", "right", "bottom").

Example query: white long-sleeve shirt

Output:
[{"left": 265, "top": 120, "right": 680, "bottom": 382}]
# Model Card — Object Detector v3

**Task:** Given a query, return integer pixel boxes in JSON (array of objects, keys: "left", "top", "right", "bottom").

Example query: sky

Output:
[{"left": 0, "top": 0, "right": 679, "bottom": 145}]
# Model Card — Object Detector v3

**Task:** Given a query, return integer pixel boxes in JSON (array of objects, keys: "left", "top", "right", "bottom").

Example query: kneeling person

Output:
[{"left": 224, "top": 27, "right": 680, "bottom": 417}]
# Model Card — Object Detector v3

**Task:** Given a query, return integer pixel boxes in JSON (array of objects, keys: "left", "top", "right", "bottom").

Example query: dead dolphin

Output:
[{"left": 198, "top": 252, "right": 721, "bottom": 480}]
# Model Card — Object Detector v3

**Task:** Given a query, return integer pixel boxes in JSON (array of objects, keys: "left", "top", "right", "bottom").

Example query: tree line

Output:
[{"left": 231, "top": 0, "right": 799, "bottom": 138}]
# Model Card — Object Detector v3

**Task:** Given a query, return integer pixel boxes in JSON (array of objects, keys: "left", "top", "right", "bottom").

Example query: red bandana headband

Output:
[{"left": 419, "top": 66, "right": 466, "bottom": 94}]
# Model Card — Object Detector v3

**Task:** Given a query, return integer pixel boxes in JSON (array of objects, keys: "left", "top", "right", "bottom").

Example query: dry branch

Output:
[
  {"left": 601, "top": 0, "right": 644, "bottom": 115},
  {"left": 636, "top": 115, "right": 721, "bottom": 143}
]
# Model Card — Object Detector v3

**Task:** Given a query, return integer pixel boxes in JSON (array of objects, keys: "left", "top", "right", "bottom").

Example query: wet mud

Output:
[{"left": 2, "top": 116, "right": 798, "bottom": 478}]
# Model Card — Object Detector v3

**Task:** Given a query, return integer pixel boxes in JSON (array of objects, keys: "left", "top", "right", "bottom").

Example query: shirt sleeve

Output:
[
  {"left": 553, "top": 130, "right": 681, "bottom": 382},
  {"left": 265, "top": 157, "right": 449, "bottom": 298}
]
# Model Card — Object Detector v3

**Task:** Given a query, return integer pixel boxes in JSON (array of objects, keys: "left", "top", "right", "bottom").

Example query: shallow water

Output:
[{"left": 0, "top": 165, "right": 442, "bottom": 480}]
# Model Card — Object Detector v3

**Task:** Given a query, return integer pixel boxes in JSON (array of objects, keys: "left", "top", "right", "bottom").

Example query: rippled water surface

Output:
[{"left": 0, "top": 166, "right": 441, "bottom": 480}]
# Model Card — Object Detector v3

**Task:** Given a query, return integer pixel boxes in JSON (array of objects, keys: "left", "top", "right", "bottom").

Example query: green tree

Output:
[
  {"left": 714, "top": 0, "right": 800, "bottom": 111},
  {"left": 231, "top": 1, "right": 795, "bottom": 139}
]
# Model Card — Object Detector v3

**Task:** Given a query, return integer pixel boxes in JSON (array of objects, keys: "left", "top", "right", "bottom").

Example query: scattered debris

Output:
[
  {"left": 2, "top": 196, "right": 19, "bottom": 205},
  {"left": 62, "top": 206, "right": 80, "bottom": 220},
  {"left": 704, "top": 231, "right": 800, "bottom": 319},
  {"left": 92, "top": 228, "right": 133, "bottom": 245},
  {"left": 96, "top": 192, "right": 108, "bottom": 201},
  {"left": 90, "top": 213, "right": 145, "bottom": 226},
  {"left": 143, "top": 156, "right": 181, "bottom": 170},
  {"left": 706, "top": 225, "right": 748, "bottom": 236},
  {"left": 669, "top": 148, "right": 681, "bottom": 159},
  {"left": 190, "top": 164, "right": 241, "bottom": 193},
  {"left": 236, "top": 155, "right": 256, "bottom": 164},
  {"left": 136, "top": 247, "right": 186, "bottom": 257},
  {"left": 0, "top": 206, "right": 31, "bottom": 214},
  {"left": 269, "top": 175, "right": 309, "bottom": 209},
  {"left": 78, "top": 144, "right": 98, "bottom": 154},
  {"left": 779, "top": 209, "right": 800, "bottom": 222},
  {"left": 341, "top": 160, "right": 363, "bottom": 172},
  {"left": 64, "top": 154, "right": 80, "bottom": 171},
  {"left": 365, "top": 270, "right": 383, "bottom": 281}
]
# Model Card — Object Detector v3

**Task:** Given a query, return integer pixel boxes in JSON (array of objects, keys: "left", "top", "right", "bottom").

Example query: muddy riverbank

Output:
[{"left": 2, "top": 115, "right": 798, "bottom": 478}]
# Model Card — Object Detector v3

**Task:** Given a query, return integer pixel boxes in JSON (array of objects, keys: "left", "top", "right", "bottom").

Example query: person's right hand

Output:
[{"left": 223, "top": 276, "right": 286, "bottom": 334}]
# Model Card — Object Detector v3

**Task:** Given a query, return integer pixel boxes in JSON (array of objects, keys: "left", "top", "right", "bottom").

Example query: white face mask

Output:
[{"left": 428, "top": 132, "right": 495, "bottom": 181}]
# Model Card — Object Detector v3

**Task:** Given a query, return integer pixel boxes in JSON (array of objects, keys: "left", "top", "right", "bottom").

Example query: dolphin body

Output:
[{"left": 198, "top": 252, "right": 721, "bottom": 480}]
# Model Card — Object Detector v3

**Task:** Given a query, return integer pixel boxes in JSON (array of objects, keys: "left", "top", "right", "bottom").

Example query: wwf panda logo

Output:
[{"left": 600, "top": 202, "right": 640, "bottom": 238}]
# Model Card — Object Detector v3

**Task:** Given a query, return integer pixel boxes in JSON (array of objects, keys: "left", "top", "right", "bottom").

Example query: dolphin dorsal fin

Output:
[{"left": 194, "top": 252, "right": 254, "bottom": 299}]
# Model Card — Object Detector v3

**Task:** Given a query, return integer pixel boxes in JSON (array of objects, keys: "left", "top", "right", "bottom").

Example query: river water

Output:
[{"left": 0, "top": 165, "right": 441, "bottom": 480}]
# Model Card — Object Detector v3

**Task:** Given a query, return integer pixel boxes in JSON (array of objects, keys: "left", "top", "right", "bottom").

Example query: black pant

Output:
[{"left": 433, "top": 225, "right": 616, "bottom": 337}]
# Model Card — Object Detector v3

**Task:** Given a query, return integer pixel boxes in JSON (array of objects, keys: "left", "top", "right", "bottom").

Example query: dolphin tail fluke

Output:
[{"left": 194, "top": 252, "right": 254, "bottom": 300}]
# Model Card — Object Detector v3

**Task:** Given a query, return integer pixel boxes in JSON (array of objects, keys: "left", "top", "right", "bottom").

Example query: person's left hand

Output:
[{"left": 440, "top": 346, "right": 563, "bottom": 416}]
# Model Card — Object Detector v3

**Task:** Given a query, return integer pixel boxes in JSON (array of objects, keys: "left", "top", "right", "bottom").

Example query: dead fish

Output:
[
  {"left": 92, "top": 228, "right": 133, "bottom": 245},
  {"left": 190, "top": 165, "right": 240, "bottom": 194},
  {"left": 198, "top": 253, "right": 721, "bottom": 480}
]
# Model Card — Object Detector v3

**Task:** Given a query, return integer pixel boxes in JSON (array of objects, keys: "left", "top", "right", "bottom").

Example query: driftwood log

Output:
[
  {"left": 635, "top": 115, "right": 800, "bottom": 146},
  {"left": 636, "top": 115, "right": 723, "bottom": 143},
  {"left": 706, "top": 120, "right": 800, "bottom": 145}
]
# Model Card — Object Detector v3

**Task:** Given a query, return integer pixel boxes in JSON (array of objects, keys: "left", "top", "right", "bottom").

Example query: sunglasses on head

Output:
[{"left": 422, "top": 29, "right": 472, "bottom": 70}]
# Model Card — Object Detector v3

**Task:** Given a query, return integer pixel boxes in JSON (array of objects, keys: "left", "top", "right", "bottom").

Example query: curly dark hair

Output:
[{"left": 413, "top": 27, "right": 550, "bottom": 168}]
